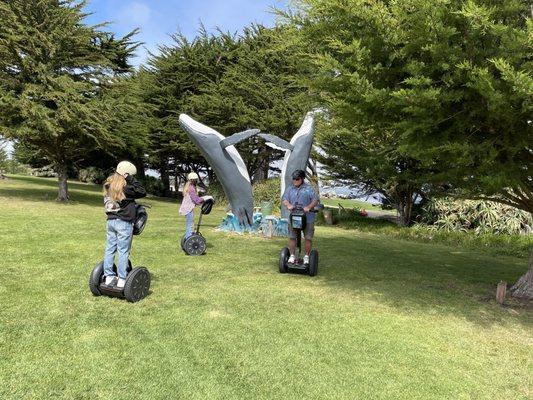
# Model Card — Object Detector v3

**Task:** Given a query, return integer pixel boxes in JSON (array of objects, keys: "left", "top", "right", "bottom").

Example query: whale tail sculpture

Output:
[
  {"left": 178, "top": 114, "right": 255, "bottom": 228},
  {"left": 179, "top": 112, "right": 317, "bottom": 230}
]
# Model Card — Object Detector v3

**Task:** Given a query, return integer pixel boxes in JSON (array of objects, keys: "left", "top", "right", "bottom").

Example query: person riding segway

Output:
[
  {"left": 180, "top": 196, "right": 214, "bottom": 255},
  {"left": 88, "top": 161, "right": 151, "bottom": 302},
  {"left": 279, "top": 169, "right": 321, "bottom": 276},
  {"left": 179, "top": 172, "right": 214, "bottom": 255}
]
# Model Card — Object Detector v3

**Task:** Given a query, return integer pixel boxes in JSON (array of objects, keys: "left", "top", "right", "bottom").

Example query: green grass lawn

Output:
[{"left": 1, "top": 175, "right": 532, "bottom": 400}]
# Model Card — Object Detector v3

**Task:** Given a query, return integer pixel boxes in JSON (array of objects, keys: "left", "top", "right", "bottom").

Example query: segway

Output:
[
  {"left": 279, "top": 204, "right": 322, "bottom": 276},
  {"left": 89, "top": 204, "right": 151, "bottom": 303},
  {"left": 181, "top": 198, "right": 214, "bottom": 255}
]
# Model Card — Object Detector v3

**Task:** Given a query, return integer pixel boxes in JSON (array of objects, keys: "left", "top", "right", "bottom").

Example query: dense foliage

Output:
[
  {"left": 0, "top": 0, "right": 140, "bottom": 200},
  {"left": 284, "top": 0, "right": 532, "bottom": 221}
]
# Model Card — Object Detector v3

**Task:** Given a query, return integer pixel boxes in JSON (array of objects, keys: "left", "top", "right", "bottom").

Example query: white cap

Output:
[
  {"left": 116, "top": 161, "right": 137, "bottom": 176},
  {"left": 188, "top": 172, "right": 199, "bottom": 180}
]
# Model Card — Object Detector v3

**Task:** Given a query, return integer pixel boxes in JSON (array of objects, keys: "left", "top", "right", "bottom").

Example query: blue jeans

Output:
[
  {"left": 185, "top": 211, "right": 194, "bottom": 238},
  {"left": 104, "top": 219, "right": 134, "bottom": 280}
]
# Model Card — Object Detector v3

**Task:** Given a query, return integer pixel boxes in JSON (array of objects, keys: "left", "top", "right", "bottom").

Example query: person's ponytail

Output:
[{"left": 103, "top": 173, "right": 126, "bottom": 202}]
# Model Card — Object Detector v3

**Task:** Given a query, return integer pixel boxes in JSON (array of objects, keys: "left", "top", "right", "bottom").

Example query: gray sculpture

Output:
[
  {"left": 178, "top": 114, "right": 255, "bottom": 227},
  {"left": 179, "top": 112, "right": 316, "bottom": 227},
  {"left": 279, "top": 112, "right": 316, "bottom": 218}
]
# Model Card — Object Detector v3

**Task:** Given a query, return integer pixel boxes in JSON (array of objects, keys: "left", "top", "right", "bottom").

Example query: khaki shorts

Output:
[{"left": 289, "top": 222, "right": 315, "bottom": 240}]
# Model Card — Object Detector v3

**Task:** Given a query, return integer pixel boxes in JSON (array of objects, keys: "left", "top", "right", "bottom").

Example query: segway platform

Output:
[
  {"left": 89, "top": 261, "right": 151, "bottom": 302},
  {"left": 279, "top": 247, "right": 319, "bottom": 276}
]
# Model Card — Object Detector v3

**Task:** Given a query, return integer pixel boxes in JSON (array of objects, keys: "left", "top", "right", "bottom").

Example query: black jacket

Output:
[{"left": 105, "top": 175, "right": 147, "bottom": 222}]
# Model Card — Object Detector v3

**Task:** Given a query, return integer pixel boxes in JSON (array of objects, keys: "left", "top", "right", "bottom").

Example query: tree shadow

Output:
[
  {"left": 0, "top": 186, "right": 103, "bottom": 206},
  {"left": 0, "top": 175, "right": 104, "bottom": 205},
  {"left": 269, "top": 232, "right": 531, "bottom": 328},
  {"left": 6, "top": 175, "right": 102, "bottom": 192},
  {"left": 1, "top": 175, "right": 174, "bottom": 207}
]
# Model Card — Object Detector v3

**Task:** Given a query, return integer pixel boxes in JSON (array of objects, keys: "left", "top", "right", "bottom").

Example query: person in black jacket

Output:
[{"left": 102, "top": 161, "right": 146, "bottom": 288}]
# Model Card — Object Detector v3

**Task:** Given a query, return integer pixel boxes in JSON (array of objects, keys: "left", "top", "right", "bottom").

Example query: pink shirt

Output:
[{"left": 179, "top": 185, "right": 203, "bottom": 215}]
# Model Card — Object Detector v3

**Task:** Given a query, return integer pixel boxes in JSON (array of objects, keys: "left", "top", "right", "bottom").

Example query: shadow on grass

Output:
[
  {"left": 6, "top": 174, "right": 102, "bottom": 192},
  {"left": 0, "top": 175, "right": 103, "bottom": 206},
  {"left": 310, "top": 233, "right": 531, "bottom": 327},
  {"left": 0, "top": 186, "right": 103, "bottom": 206},
  {"left": 1, "top": 175, "right": 178, "bottom": 206}
]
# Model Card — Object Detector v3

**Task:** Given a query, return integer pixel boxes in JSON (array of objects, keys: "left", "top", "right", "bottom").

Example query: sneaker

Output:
[
  {"left": 303, "top": 254, "right": 310, "bottom": 265},
  {"left": 288, "top": 255, "right": 296, "bottom": 264},
  {"left": 117, "top": 278, "right": 126, "bottom": 289},
  {"left": 104, "top": 276, "right": 117, "bottom": 286}
]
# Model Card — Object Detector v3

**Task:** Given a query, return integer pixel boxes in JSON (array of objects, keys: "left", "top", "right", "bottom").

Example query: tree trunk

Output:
[
  {"left": 159, "top": 162, "right": 170, "bottom": 197},
  {"left": 253, "top": 152, "right": 269, "bottom": 183},
  {"left": 134, "top": 158, "right": 145, "bottom": 178},
  {"left": 174, "top": 165, "right": 179, "bottom": 198},
  {"left": 510, "top": 250, "right": 533, "bottom": 300},
  {"left": 262, "top": 157, "right": 270, "bottom": 180},
  {"left": 396, "top": 193, "right": 414, "bottom": 227},
  {"left": 56, "top": 163, "right": 69, "bottom": 202}
]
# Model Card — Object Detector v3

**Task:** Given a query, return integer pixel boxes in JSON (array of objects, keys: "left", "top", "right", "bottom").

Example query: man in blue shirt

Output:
[{"left": 282, "top": 169, "right": 320, "bottom": 265}]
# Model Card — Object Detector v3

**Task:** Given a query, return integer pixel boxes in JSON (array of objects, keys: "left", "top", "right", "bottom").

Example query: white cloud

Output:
[{"left": 120, "top": 1, "right": 151, "bottom": 25}]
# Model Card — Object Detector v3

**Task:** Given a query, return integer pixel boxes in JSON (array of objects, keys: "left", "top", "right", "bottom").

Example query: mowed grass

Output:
[{"left": 0, "top": 175, "right": 531, "bottom": 400}]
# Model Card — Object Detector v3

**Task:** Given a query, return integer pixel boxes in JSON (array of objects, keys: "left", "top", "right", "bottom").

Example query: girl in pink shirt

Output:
[{"left": 179, "top": 172, "right": 205, "bottom": 238}]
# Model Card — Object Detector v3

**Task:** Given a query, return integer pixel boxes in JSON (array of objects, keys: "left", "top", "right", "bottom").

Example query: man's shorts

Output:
[{"left": 289, "top": 222, "right": 315, "bottom": 240}]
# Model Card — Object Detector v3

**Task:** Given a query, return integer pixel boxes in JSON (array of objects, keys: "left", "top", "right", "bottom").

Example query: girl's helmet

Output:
[
  {"left": 188, "top": 172, "right": 199, "bottom": 180},
  {"left": 116, "top": 161, "right": 137, "bottom": 176}
]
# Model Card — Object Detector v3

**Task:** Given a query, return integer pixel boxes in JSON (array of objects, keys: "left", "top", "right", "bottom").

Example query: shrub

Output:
[
  {"left": 253, "top": 178, "right": 281, "bottom": 213},
  {"left": 206, "top": 180, "right": 228, "bottom": 206},
  {"left": 5, "top": 159, "right": 30, "bottom": 175},
  {"left": 137, "top": 175, "right": 166, "bottom": 197},
  {"left": 30, "top": 165, "right": 57, "bottom": 177},
  {"left": 420, "top": 198, "right": 532, "bottom": 235},
  {"left": 78, "top": 167, "right": 106, "bottom": 184}
]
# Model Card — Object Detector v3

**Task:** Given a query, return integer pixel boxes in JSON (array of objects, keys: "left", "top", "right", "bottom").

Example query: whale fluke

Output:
[
  {"left": 179, "top": 114, "right": 254, "bottom": 227},
  {"left": 220, "top": 129, "right": 260, "bottom": 149},
  {"left": 257, "top": 133, "right": 294, "bottom": 152}
]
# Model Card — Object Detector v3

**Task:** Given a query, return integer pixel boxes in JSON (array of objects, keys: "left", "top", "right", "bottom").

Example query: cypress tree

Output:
[{"left": 0, "top": 0, "right": 139, "bottom": 200}]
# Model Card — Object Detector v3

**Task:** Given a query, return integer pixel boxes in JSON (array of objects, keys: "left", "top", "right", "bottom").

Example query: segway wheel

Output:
[
  {"left": 180, "top": 235, "right": 186, "bottom": 251},
  {"left": 308, "top": 250, "right": 319, "bottom": 277},
  {"left": 123, "top": 267, "right": 151, "bottom": 303},
  {"left": 183, "top": 234, "right": 206, "bottom": 256},
  {"left": 279, "top": 247, "right": 289, "bottom": 273},
  {"left": 89, "top": 261, "right": 104, "bottom": 296}
]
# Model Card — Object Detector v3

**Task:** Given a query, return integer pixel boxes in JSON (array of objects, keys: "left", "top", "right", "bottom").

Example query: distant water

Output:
[{"left": 319, "top": 184, "right": 383, "bottom": 205}]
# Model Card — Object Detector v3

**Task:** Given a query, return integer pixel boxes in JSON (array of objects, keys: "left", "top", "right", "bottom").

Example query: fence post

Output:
[
  {"left": 496, "top": 281, "right": 507, "bottom": 304},
  {"left": 323, "top": 209, "right": 333, "bottom": 225}
]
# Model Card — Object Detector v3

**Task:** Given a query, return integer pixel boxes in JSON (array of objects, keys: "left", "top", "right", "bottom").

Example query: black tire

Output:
[
  {"left": 183, "top": 234, "right": 206, "bottom": 256},
  {"left": 123, "top": 267, "right": 151, "bottom": 303},
  {"left": 279, "top": 247, "right": 289, "bottom": 273},
  {"left": 308, "top": 250, "right": 318, "bottom": 277},
  {"left": 180, "top": 235, "right": 186, "bottom": 251},
  {"left": 89, "top": 261, "right": 104, "bottom": 296}
]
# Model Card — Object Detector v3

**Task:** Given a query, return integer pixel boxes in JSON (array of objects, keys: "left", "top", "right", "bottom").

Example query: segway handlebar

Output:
[{"left": 291, "top": 203, "right": 323, "bottom": 213}]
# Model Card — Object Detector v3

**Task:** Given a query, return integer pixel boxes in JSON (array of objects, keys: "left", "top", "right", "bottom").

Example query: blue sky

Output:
[{"left": 84, "top": 0, "right": 289, "bottom": 66}]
